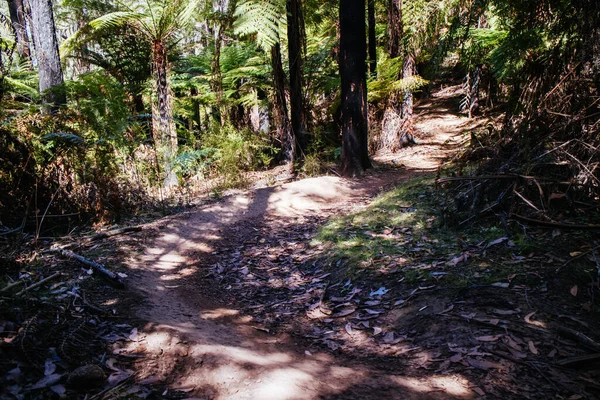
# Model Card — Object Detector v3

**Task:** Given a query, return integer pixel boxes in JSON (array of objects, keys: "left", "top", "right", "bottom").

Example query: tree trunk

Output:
[
  {"left": 386, "top": 0, "right": 402, "bottom": 58},
  {"left": 7, "top": 0, "right": 31, "bottom": 64},
  {"left": 400, "top": 53, "right": 415, "bottom": 136},
  {"left": 211, "top": 25, "right": 226, "bottom": 126},
  {"left": 380, "top": 0, "right": 407, "bottom": 151},
  {"left": 30, "top": 0, "right": 65, "bottom": 108},
  {"left": 368, "top": 0, "right": 376, "bottom": 76},
  {"left": 286, "top": 0, "right": 307, "bottom": 156},
  {"left": 271, "top": 43, "right": 294, "bottom": 169},
  {"left": 152, "top": 40, "right": 178, "bottom": 189},
  {"left": 339, "top": 0, "right": 371, "bottom": 176}
]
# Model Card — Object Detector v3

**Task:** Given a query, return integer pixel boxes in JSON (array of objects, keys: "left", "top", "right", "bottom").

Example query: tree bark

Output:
[
  {"left": 368, "top": 0, "right": 376, "bottom": 75},
  {"left": 401, "top": 53, "right": 415, "bottom": 136},
  {"left": 30, "top": 0, "right": 65, "bottom": 108},
  {"left": 387, "top": 0, "right": 402, "bottom": 58},
  {"left": 7, "top": 0, "right": 31, "bottom": 64},
  {"left": 339, "top": 0, "right": 371, "bottom": 176},
  {"left": 380, "top": 0, "right": 413, "bottom": 152},
  {"left": 271, "top": 43, "right": 294, "bottom": 169},
  {"left": 286, "top": 0, "right": 307, "bottom": 156},
  {"left": 152, "top": 40, "right": 178, "bottom": 189}
]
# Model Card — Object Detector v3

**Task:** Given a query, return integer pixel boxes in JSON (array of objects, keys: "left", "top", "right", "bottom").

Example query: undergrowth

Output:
[{"left": 313, "top": 176, "right": 600, "bottom": 295}]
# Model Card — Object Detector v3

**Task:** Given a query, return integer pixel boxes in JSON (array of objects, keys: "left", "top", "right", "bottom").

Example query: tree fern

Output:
[{"left": 233, "top": 0, "right": 286, "bottom": 51}]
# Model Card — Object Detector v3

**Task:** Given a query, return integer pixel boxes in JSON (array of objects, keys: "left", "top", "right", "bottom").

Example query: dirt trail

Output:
[{"left": 123, "top": 86, "right": 477, "bottom": 399}]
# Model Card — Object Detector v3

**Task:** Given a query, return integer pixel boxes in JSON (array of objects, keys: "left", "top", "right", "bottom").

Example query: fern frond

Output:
[{"left": 233, "top": 0, "right": 286, "bottom": 50}]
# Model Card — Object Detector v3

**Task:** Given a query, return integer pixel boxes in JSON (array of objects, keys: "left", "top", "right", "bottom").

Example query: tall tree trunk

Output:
[
  {"left": 339, "top": 0, "right": 371, "bottom": 176},
  {"left": 211, "top": 25, "right": 226, "bottom": 126},
  {"left": 7, "top": 0, "right": 31, "bottom": 64},
  {"left": 380, "top": 0, "right": 408, "bottom": 151},
  {"left": 271, "top": 43, "right": 294, "bottom": 169},
  {"left": 286, "top": 0, "right": 307, "bottom": 156},
  {"left": 401, "top": 53, "right": 415, "bottom": 136},
  {"left": 30, "top": 0, "right": 65, "bottom": 108},
  {"left": 367, "top": 0, "right": 376, "bottom": 76},
  {"left": 386, "top": 0, "right": 402, "bottom": 58},
  {"left": 152, "top": 40, "right": 178, "bottom": 189}
]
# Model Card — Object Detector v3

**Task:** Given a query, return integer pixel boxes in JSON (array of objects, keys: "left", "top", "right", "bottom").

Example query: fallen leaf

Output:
[
  {"left": 491, "top": 282, "right": 510, "bottom": 288},
  {"left": 492, "top": 309, "right": 519, "bottom": 316},
  {"left": 524, "top": 311, "right": 545, "bottom": 327},
  {"left": 345, "top": 323, "right": 353, "bottom": 335},
  {"left": 128, "top": 328, "right": 139, "bottom": 341},
  {"left": 450, "top": 353, "right": 463, "bottom": 363},
  {"left": 570, "top": 251, "right": 582, "bottom": 257},
  {"left": 437, "top": 304, "right": 454, "bottom": 315},
  {"left": 472, "top": 387, "right": 485, "bottom": 396},
  {"left": 570, "top": 285, "right": 578, "bottom": 297},
  {"left": 447, "top": 253, "right": 468, "bottom": 266},
  {"left": 30, "top": 374, "right": 63, "bottom": 390},
  {"left": 488, "top": 237, "right": 508, "bottom": 247},
  {"left": 44, "top": 359, "right": 56, "bottom": 376},
  {"left": 489, "top": 319, "right": 500, "bottom": 325},
  {"left": 329, "top": 307, "right": 356, "bottom": 319},
  {"left": 108, "top": 370, "right": 133, "bottom": 386},
  {"left": 382, "top": 332, "right": 403, "bottom": 345},
  {"left": 476, "top": 335, "right": 503, "bottom": 342},
  {"left": 373, "top": 327, "right": 383, "bottom": 336},
  {"left": 50, "top": 385, "right": 66, "bottom": 396},
  {"left": 528, "top": 341, "right": 539, "bottom": 355},
  {"left": 369, "top": 287, "right": 389, "bottom": 297},
  {"left": 467, "top": 359, "right": 502, "bottom": 371}
]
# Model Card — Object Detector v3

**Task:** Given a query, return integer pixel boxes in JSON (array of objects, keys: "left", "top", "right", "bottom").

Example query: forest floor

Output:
[{"left": 4, "top": 84, "right": 600, "bottom": 399}]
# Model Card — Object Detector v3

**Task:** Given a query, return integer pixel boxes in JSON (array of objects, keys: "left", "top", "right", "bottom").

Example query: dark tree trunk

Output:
[
  {"left": 152, "top": 40, "right": 178, "bottom": 189},
  {"left": 367, "top": 0, "right": 376, "bottom": 75},
  {"left": 30, "top": 0, "right": 65, "bottom": 108},
  {"left": 190, "top": 86, "right": 202, "bottom": 132},
  {"left": 387, "top": 0, "right": 402, "bottom": 58},
  {"left": 271, "top": 43, "right": 294, "bottom": 169},
  {"left": 286, "top": 0, "right": 307, "bottom": 155},
  {"left": 7, "top": 0, "right": 31, "bottom": 63},
  {"left": 339, "top": 0, "right": 371, "bottom": 176}
]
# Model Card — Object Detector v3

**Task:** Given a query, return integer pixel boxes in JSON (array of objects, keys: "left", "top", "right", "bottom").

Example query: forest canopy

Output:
[{"left": 0, "top": 0, "right": 597, "bottom": 230}]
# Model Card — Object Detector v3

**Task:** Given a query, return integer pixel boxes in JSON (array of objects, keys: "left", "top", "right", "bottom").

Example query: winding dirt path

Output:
[{"left": 122, "top": 86, "right": 478, "bottom": 399}]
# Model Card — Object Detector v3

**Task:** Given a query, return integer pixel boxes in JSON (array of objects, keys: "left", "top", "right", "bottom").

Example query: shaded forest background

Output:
[{"left": 0, "top": 0, "right": 599, "bottom": 235}]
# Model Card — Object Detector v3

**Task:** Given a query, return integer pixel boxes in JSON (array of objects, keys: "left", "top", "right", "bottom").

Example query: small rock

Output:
[{"left": 67, "top": 365, "right": 106, "bottom": 389}]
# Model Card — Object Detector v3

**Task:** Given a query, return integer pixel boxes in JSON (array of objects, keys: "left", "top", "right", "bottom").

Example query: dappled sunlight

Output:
[
  {"left": 201, "top": 308, "right": 240, "bottom": 320},
  {"left": 390, "top": 375, "right": 472, "bottom": 397}
]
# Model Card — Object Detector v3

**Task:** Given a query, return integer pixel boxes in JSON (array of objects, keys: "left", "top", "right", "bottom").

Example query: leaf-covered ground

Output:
[{"left": 2, "top": 86, "right": 600, "bottom": 399}]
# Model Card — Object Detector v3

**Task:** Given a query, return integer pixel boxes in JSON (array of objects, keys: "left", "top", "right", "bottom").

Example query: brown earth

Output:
[
  {"left": 111, "top": 85, "right": 484, "bottom": 399},
  {"left": 102, "top": 86, "right": 600, "bottom": 399}
]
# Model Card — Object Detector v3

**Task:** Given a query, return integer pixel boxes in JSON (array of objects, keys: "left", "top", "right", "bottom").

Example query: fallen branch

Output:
[
  {"left": 555, "top": 353, "right": 600, "bottom": 367},
  {"left": 61, "top": 226, "right": 142, "bottom": 250},
  {"left": 557, "top": 326, "right": 600, "bottom": 351},
  {"left": 49, "top": 249, "right": 125, "bottom": 289},
  {"left": 16, "top": 272, "right": 62, "bottom": 296},
  {"left": 436, "top": 174, "right": 575, "bottom": 186},
  {"left": 1, "top": 279, "right": 25, "bottom": 293},
  {"left": 510, "top": 214, "right": 600, "bottom": 230}
]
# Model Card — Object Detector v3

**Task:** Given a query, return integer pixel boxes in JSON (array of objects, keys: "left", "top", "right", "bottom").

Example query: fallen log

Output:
[{"left": 49, "top": 248, "right": 125, "bottom": 289}]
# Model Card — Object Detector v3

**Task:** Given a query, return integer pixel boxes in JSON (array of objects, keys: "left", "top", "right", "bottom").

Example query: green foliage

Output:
[
  {"left": 202, "top": 124, "right": 278, "bottom": 188},
  {"left": 368, "top": 56, "right": 429, "bottom": 102},
  {"left": 233, "top": 0, "right": 286, "bottom": 51}
]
